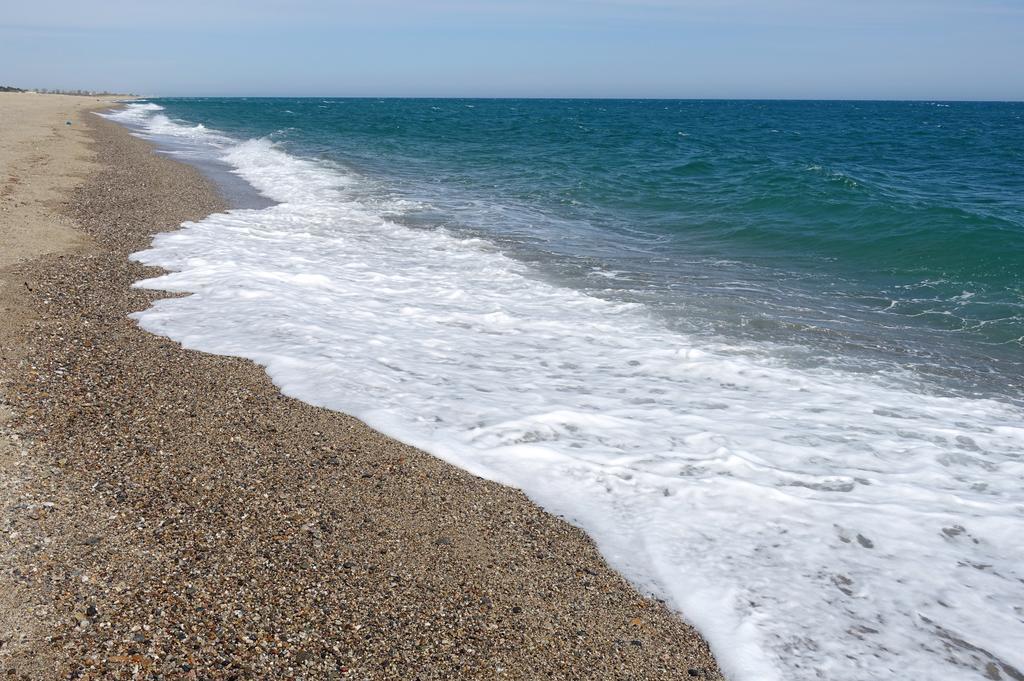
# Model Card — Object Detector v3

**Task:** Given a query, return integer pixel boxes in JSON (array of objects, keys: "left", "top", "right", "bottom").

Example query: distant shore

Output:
[{"left": 0, "top": 93, "right": 722, "bottom": 678}]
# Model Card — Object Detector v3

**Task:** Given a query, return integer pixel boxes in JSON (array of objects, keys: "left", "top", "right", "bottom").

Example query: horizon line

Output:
[{"left": 135, "top": 94, "right": 1024, "bottom": 103}]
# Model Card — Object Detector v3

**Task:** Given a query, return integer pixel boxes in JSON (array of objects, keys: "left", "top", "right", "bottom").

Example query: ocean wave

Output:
[{"left": 108, "top": 103, "right": 1024, "bottom": 681}]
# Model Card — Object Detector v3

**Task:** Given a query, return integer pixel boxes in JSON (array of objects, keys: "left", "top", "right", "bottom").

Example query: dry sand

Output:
[
  {"left": 1, "top": 92, "right": 124, "bottom": 679},
  {"left": 0, "top": 95, "right": 723, "bottom": 680},
  {"left": 0, "top": 93, "right": 121, "bottom": 357},
  {"left": 0, "top": 93, "right": 117, "bottom": 269}
]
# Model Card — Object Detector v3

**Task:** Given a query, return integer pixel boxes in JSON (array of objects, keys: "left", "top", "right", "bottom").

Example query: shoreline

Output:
[{"left": 1, "top": 96, "right": 723, "bottom": 678}]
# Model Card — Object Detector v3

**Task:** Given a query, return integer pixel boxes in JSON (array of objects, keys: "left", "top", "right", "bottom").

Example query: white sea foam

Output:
[
  {"left": 106, "top": 102, "right": 236, "bottom": 147},
  {"left": 106, "top": 103, "right": 1024, "bottom": 681}
]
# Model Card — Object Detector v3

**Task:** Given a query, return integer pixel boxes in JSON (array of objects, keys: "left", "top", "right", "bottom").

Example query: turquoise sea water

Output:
[
  {"left": 108, "top": 100, "right": 1024, "bottom": 681},
  {"left": 149, "top": 98, "right": 1024, "bottom": 402}
]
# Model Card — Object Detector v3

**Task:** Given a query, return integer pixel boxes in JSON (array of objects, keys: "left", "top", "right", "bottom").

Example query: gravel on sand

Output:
[{"left": 0, "top": 113, "right": 724, "bottom": 680}]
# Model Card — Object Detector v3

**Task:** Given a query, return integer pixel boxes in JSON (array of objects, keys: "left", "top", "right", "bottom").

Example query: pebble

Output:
[{"left": 0, "top": 110, "right": 724, "bottom": 680}]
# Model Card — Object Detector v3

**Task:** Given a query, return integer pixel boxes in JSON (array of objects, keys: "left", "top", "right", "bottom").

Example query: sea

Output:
[{"left": 103, "top": 99, "right": 1024, "bottom": 681}]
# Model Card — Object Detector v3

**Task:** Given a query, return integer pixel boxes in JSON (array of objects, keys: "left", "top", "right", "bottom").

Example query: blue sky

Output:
[{"left": 2, "top": 0, "right": 1022, "bottom": 99}]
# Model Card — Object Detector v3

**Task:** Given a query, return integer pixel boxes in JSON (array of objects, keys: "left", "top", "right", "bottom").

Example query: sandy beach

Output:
[{"left": 0, "top": 93, "right": 722, "bottom": 679}]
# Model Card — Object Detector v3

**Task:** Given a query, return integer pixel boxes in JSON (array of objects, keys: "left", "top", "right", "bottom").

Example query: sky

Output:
[{"left": 2, "top": 0, "right": 1023, "bottom": 100}]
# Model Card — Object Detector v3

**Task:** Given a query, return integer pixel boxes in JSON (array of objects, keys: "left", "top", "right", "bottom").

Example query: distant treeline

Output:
[{"left": 1, "top": 86, "right": 135, "bottom": 96}]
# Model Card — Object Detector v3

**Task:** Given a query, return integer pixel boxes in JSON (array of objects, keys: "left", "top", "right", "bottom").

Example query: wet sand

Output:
[{"left": 0, "top": 98, "right": 723, "bottom": 679}]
